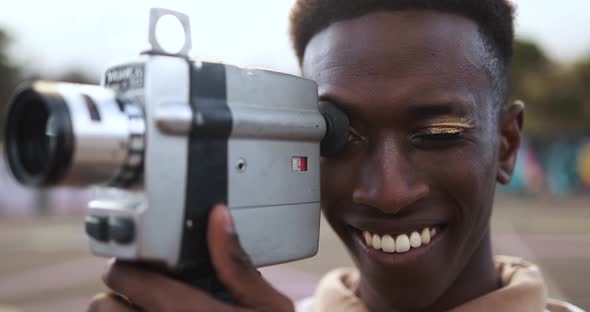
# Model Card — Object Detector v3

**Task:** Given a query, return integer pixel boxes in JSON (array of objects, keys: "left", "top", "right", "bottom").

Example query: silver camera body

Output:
[{"left": 86, "top": 54, "right": 324, "bottom": 270}]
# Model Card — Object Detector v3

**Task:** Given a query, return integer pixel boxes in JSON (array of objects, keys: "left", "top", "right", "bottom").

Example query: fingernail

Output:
[{"left": 219, "top": 204, "right": 235, "bottom": 233}]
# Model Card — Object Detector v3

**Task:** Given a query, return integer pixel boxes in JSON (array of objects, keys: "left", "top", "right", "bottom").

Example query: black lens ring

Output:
[{"left": 4, "top": 85, "right": 74, "bottom": 186}]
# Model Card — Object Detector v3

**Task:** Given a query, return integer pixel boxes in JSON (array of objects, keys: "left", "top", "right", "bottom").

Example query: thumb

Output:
[{"left": 207, "top": 204, "right": 293, "bottom": 310}]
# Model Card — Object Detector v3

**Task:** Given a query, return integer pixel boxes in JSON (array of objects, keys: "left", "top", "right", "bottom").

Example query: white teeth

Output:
[
  {"left": 362, "top": 226, "right": 441, "bottom": 253},
  {"left": 410, "top": 231, "right": 422, "bottom": 248},
  {"left": 395, "top": 234, "right": 411, "bottom": 253},
  {"left": 372, "top": 234, "right": 382, "bottom": 250},
  {"left": 421, "top": 228, "right": 431, "bottom": 244},
  {"left": 363, "top": 231, "right": 372, "bottom": 247},
  {"left": 381, "top": 235, "right": 396, "bottom": 253}
]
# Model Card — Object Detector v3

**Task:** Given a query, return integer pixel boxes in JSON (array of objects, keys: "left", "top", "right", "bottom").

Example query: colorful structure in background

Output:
[
  {"left": 503, "top": 141, "right": 545, "bottom": 195},
  {"left": 579, "top": 141, "right": 590, "bottom": 189},
  {"left": 502, "top": 137, "right": 590, "bottom": 197}
]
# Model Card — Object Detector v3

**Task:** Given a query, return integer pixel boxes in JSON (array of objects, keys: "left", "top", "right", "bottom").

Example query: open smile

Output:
[{"left": 349, "top": 223, "right": 448, "bottom": 265}]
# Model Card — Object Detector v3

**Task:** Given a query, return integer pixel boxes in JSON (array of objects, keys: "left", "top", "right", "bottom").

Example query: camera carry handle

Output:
[{"left": 144, "top": 8, "right": 193, "bottom": 57}]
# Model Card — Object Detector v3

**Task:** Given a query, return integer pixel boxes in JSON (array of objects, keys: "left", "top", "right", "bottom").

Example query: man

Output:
[{"left": 88, "top": 0, "right": 583, "bottom": 311}]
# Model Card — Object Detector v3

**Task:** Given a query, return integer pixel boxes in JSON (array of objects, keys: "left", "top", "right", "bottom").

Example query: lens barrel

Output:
[
  {"left": 4, "top": 86, "right": 74, "bottom": 186},
  {"left": 3, "top": 81, "right": 145, "bottom": 187}
]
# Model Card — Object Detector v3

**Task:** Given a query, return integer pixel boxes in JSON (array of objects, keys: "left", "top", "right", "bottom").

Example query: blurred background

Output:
[{"left": 0, "top": 0, "right": 589, "bottom": 311}]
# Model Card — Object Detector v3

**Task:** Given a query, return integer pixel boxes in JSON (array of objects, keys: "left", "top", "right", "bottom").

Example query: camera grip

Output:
[{"left": 171, "top": 268, "right": 234, "bottom": 303}]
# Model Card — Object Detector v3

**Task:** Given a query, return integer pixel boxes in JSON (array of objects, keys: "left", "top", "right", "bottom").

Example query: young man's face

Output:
[{"left": 303, "top": 11, "right": 516, "bottom": 310}]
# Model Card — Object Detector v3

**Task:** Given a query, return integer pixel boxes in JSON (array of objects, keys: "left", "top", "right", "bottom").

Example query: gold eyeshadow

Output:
[{"left": 423, "top": 118, "right": 474, "bottom": 135}]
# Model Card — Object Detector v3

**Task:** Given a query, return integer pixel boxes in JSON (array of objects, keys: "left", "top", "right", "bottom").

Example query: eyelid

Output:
[
  {"left": 419, "top": 127, "right": 465, "bottom": 135},
  {"left": 419, "top": 119, "right": 474, "bottom": 133},
  {"left": 428, "top": 119, "right": 474, "bottom": 128},
  {"left": 412, "top": 118, "right": 474, "bottom": 143}
]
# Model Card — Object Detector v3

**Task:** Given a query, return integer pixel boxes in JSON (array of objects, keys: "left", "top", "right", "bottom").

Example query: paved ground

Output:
[{"left": 0, "top": 195, "right": 588, "bottom": 311}]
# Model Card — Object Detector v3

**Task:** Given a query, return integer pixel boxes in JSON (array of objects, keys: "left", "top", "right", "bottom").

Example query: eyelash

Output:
[
  {"left": 347, "top": 127, "right": 368, "bottom": 144},
  {"left": 343, "top": 126, "right": 468, "bottom": 151},
  {"left": 412, "top": 129, "right": 466, "bottom": 144},
  {"left": 422, "top": 132, "right": 463, "bottom": 141}
]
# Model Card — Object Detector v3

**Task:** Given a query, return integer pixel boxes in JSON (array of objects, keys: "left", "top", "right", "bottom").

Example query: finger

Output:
[
  {"left": 208, "top": 204, "right": 293, "bottom": 309},
  {"left": 103, "top": 259, "right": 237, "bottom": 312},
  {"left": 87, "top": 293, "right": 136, "bottom": 312}
]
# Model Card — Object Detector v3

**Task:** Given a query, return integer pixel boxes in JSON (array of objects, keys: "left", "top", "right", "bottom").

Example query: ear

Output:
[{"left": 496, "top": 100, "right": 525, "bottom": 185}]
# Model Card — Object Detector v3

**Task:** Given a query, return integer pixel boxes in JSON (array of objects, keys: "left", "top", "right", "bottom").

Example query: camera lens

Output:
[
  {"left": 4, "top": 81, "right": 145, "bottom": 188},
  {"left": 4, "top": 87, "right": 74, "bottom": 186}
]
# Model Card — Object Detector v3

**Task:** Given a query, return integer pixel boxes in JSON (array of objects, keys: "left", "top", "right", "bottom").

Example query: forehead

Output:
[{"left": 302, "top": 10, "right": 491, "bottom": 121}]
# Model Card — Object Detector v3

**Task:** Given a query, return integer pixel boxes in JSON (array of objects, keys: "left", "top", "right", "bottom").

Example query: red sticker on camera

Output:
[{"left": 292, "top": 156, "right": 308, "bottom": 172}]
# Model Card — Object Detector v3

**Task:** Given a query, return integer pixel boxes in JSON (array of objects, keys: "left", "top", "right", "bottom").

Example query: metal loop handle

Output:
[{"left": 148, "top": 8, "right": 192, "bottom": 57}]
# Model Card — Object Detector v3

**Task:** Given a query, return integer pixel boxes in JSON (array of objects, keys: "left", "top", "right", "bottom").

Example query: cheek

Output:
[
  {"left": 428, "top": 144, "right": 496, "bottom": 209},
  {"left": 418, "top": 142, "right": 498, "bottom": 245},
  {"left": 321, "top": 157, "right": 357, "bottom": 196},
  {"left": 320, "top": 157, "right": 358, "bottom": 222}
]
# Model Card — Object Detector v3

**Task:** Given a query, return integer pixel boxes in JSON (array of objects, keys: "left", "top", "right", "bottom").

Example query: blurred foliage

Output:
[
  {"left": 0, "top": 29, "right": 20, "bottom": 141},
  {"left": 55, "top": 70, "right": 97, "bottom": 85},
  {"left": 511, "top": 39, "right": 590, "bottom": 136}
]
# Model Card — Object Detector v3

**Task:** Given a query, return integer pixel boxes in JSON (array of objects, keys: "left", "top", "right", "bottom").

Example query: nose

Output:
[{"left": 352, "top": 138, "right": 430, "bottom": 215}]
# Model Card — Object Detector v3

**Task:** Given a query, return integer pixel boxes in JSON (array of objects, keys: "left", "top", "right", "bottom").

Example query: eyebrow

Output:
[{"left": 406, "top": 104, "right": 461, "bottom": 119}]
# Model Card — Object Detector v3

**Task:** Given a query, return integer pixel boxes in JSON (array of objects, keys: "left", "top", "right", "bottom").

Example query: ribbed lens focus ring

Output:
[{"left": 110, "top": 100, "right": 145, "bottom": 187}]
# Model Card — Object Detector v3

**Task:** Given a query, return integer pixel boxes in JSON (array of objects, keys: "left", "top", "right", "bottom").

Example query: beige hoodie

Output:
[{"left": 297, "top": 256, "right": 584, "bottom": 312}]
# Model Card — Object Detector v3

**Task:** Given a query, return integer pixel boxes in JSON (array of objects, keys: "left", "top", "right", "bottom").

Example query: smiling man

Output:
[
  {"left": 88, "top": 1, "right": 583, "bottom": 312},
  {"left": 293, "top": 1, "right": 532, "bottom": 311}
]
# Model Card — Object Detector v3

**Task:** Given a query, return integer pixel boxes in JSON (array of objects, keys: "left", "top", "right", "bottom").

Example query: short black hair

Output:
[{"left": 289, "top": 0, "right": 516, "bottom": 110}]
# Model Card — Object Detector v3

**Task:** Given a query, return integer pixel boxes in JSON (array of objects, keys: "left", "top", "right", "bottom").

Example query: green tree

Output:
[
  {"left": 511, "top": 39, "right": 550, "bottom": 85},
  {"left": 0, "top": 29, "right": 21, "bottom": 141},
  {"left": 510, "top": 38, "right": 590, "bottom": 136},
  {"left": 55, "top": 69, "right": 97, "bottom": 85},
  {"left": 571, "top": 59, "right": 590, "bottom": 127}
]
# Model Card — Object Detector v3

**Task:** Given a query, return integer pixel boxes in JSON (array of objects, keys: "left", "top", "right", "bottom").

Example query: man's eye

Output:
[
  {"left": 412, "top": 128, "right": 465, "bottom": 144},
  {"left": 421, "top": 132, "right": 464, "bottom": 141},
  {"left": 347, "top": 127, "right": 368, "bottom": 145},
  {"left": 347, "top": 132, "right": 361, "bottom": 143}
]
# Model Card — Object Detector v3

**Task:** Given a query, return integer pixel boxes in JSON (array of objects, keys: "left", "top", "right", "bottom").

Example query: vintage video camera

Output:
[{"left": 2, "top": 9, "right": 349, "bottom": 295}]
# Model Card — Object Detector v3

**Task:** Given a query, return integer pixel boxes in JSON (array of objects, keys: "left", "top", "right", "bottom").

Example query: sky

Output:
[{"left": 0, "top": 0, "right": 589, "bottom": 79}]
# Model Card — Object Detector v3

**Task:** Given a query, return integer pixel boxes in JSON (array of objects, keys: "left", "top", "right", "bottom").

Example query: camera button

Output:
[
  {"left": 85, "top": 216, "right": 109, "bottom": 242},
  {"left": 110, "top": 218, "right": 135, "bottom": 245}
]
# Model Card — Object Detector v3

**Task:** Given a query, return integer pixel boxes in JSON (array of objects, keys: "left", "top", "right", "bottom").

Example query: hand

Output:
[{"left": 87, "top": 204, "right": 295, "bottom": 312}]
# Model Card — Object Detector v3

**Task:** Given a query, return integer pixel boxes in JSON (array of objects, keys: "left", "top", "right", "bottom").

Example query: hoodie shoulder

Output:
[{"left": 546, "top": 298, "right": 585, "bottom": 312}]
